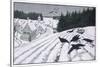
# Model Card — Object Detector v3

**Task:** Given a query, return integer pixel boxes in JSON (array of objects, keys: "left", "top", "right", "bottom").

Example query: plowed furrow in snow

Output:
[
  {"left": 32, "top": 40, "right": 61, "bottom": 63},
  {"left": 30, "top": 40, "right": 59, "bottom": 63},
  {"left": 59, "top": 43, "right": 71, "bottom": 62},
  {"left": 42, "top": 43, "right": 61, "bottom": 63},
  {"left": 18, "top": 38, "right": 57, "bottom": 64},
  {"left": 14, "top": 35, "right": 55, "bottom": 59},
  {"left": 14, "top": 38, "right": 55, "bottom": 64},
  {"left": 46, "top": 42, "right": 62, "bottom": 62},
  {"left": 14, "top": 33, "right": 58, "bottom": 54}
]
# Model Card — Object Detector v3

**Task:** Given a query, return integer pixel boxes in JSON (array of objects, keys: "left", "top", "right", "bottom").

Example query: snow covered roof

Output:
[
  {"left": 22, "top": 22, "right": 38, "bottom": 32},
  {"left": 22, "top": 23, "right": 32, "bottom": 33}
]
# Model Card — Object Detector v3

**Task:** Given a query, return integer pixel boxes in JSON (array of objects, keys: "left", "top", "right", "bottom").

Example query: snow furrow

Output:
[
  {"left": 32, "top": 39, "right": 61, "bottom": 63},
  {"left": 14, "top": 33, "right": 57, "bottom": 58},
  {"left": 46, "top": 42, "right": 62, "bottom": 62},
  {"left": 18, "top": 38, "right": 57, "bottom": 64},
  {"left": 14, "top": 38, "right": 55, "bottom": 64},
  {"left": 31, "top": 39, "right": 59, "bottom": 63},
  {"left": 14, "top": 37, "right": 53, "bottom": 60}
]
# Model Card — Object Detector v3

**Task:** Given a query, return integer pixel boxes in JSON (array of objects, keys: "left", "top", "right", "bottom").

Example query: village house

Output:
[{"left": 20, "top": 16, "right": 46, "bottom": 42}]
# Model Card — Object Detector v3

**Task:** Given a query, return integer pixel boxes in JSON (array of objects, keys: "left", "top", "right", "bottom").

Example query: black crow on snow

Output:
[
  {"left": 59, "top": 37, "right": 69, "bottom": 43},
  {"left": 70, "top": 35, "right": 80, "bottom": 42},
  {"left": 83, "top": 38, "right": 94, "bottom": 47},
  {"left": 83, "top": 38, "right": 93, "bottom": 43},
  {"left": 68, "top": 44, "right": 85, "bottom": 54}
]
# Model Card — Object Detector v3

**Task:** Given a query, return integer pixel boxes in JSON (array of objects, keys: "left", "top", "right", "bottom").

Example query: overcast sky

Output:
[{"left": 14, "top": 2, "right": 94, "bottom": 17}]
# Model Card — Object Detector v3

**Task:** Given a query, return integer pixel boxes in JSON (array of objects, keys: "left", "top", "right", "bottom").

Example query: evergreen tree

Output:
[{"left": 57, "top": 8, "right": 96, "bottom": 32}]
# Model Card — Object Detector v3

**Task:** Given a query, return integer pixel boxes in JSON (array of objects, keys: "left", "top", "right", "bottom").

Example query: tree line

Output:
[
  {"left": 14, "top": 10, "right": 43, "bottom": 20},
  {"left": 57, "top": 8, "right": 96, "bottom": 32}
]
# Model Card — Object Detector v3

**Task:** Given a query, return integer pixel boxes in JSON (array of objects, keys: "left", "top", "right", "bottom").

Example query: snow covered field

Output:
[{"left": 13, "top": 18, "right": 96, "bottom": 64}]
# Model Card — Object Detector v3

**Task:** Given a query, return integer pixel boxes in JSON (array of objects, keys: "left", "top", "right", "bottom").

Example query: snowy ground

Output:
[{"left": 13, "top": 19, "right": 96, "bottom": 64}]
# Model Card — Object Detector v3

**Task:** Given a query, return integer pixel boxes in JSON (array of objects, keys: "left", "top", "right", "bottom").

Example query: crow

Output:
[
  {"left": 68, "top": 44, "right": 85, "bottom": 54},
  {"left": 59, "top": 37, "right": 69, "bottom": 43},
  {"left": 83, "top": 38, "right": 94, "bottom": 47},
  {"left": 83, "top": 38, "right": 93, "bottom": 43},
  {"left": 70, "top": 35, "right": 80, "bottom": 42}
]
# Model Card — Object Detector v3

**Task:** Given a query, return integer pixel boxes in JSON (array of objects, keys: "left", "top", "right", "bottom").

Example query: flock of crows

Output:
[{"left": 55, "top": 29, "right": 95, "bottom": 62}]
